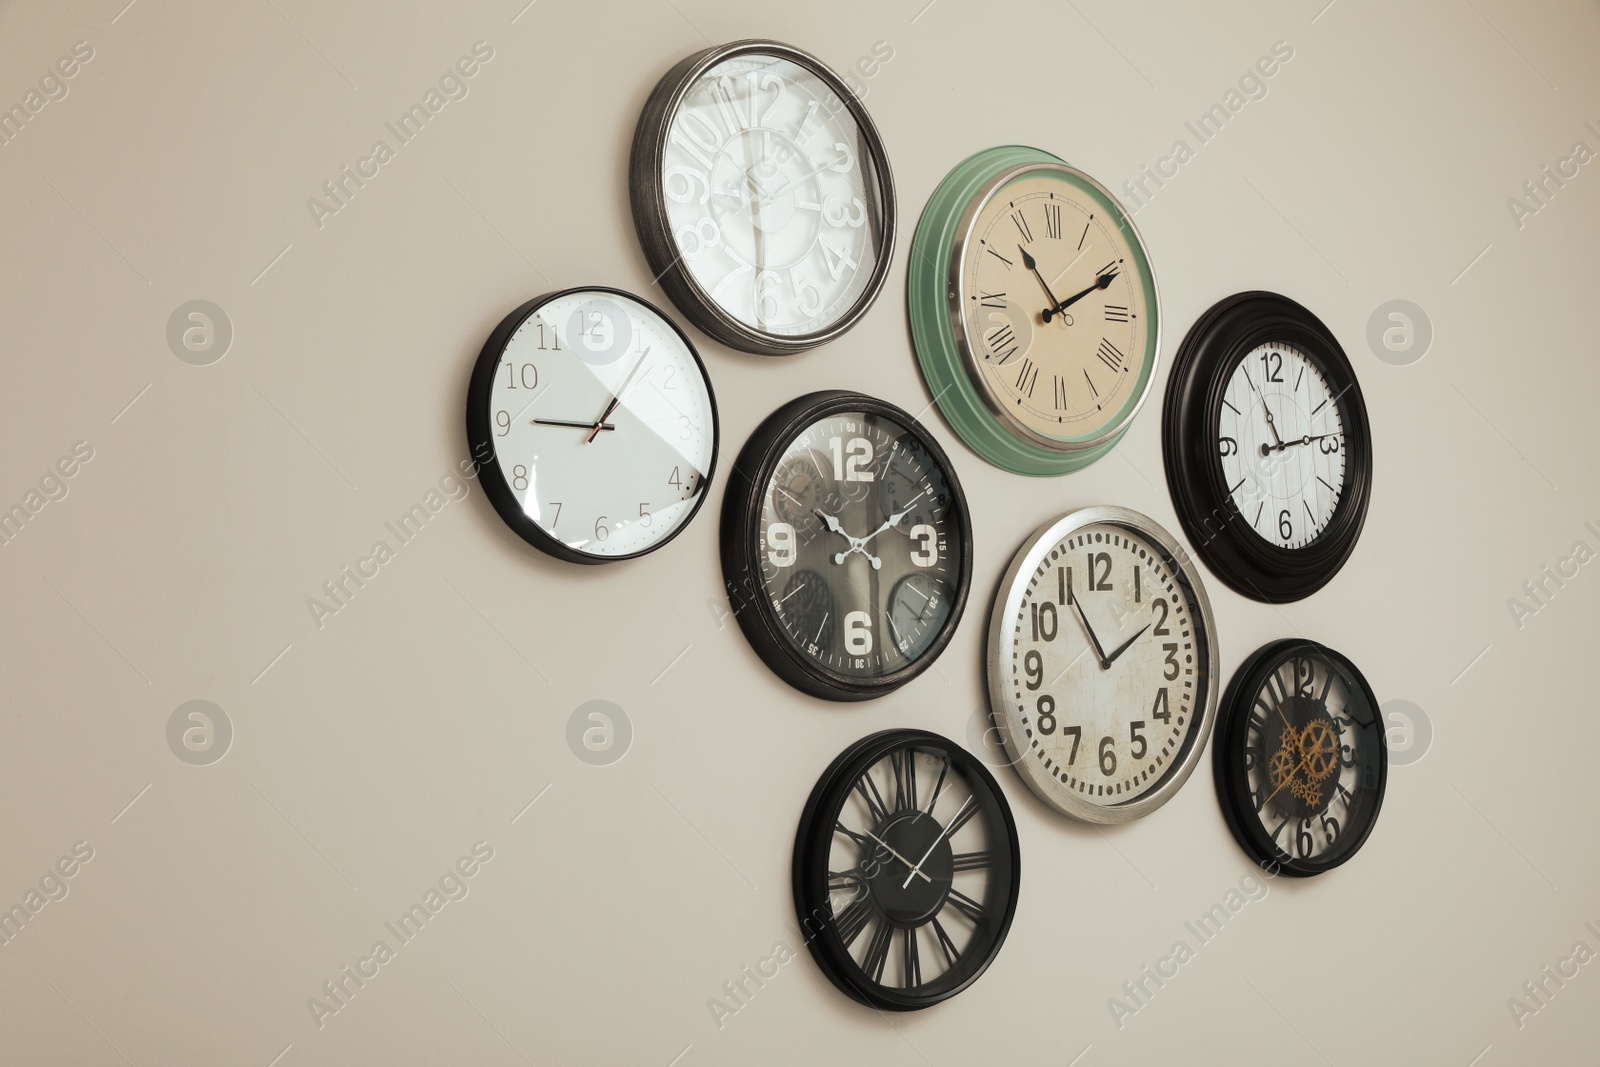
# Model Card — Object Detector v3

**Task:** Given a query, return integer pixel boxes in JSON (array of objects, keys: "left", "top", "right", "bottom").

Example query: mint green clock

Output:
[{"left": 908, "top": 146, "right": 1161, "bottom": 475}]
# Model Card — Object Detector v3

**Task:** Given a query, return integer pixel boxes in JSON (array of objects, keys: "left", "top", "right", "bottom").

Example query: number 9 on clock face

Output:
[
  {"left": 465, "top": 287, "right": 719, "bottom": 564},
  {"left": 986, "top": 507, "right": 1219, "bottom": 823}
]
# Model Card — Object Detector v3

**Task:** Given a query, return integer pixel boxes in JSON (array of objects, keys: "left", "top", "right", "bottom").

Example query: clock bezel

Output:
[
  {"left": 1213, "top": 638, "right": 1388, "bottom": 877},
  {"left": 986, "top": 506, "right": 1220, "bottom": 824},
  {"left": 464, "top": 286, "right": 720, "bottom": 565},
  {"left": 1163, "top": 291, "right": 1373, "bottom": 602},
  {"left": 629, "top": 39, "right": 897, "bottom": 357},
  {"left": 720, "top": 390, "right": 973, "bottom": 701},
  {"left": 792, "top": 729, "right": 1021, "bottom": 1011}
]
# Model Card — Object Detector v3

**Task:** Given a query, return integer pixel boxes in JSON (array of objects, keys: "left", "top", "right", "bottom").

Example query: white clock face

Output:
[
  {"left": 1217, "top": 342, "right": 1347, "bottom": 550},
  {"left": 960, "top": 171, "right": 1151, "bottom": 443},
  {"left": 994, "top": 516, "right": 1214, "bottom": 819},
  {"left": 659, "top": 53, "right": 884, "bottom": 338},
  {"left": 485, "top": 291, "right": 715, "bottom": 559}
]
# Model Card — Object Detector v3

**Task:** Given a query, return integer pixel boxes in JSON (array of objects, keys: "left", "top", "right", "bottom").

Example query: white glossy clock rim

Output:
[
  {"left": 634, "top": 38, "right": 896, "bottom": 356},
  {"left": 948, "top": 162, "right": 1162, "bottom": 454},
  {"left": 986, "top": 505, "right": 1219, "bottom": 824}
]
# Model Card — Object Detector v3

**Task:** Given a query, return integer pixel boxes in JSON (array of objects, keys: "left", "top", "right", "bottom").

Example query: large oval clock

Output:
[
  {"left": 1213, "top": 639, "right": 1387, "bottom": 875},
  {"left": 908, "top": 145, "right": 1160, "bottom": 475},
  {"left": 1163, "top": 291, "right": 1372, "bottom": 602},
  {"left": 465, "top": 287, "right": 718, "bottom": 564},
  {"left": 987, "top": 507, "right": 1219, "bottom": 823},
  {"left": 630, "top": 40, "right": 896, "bottom": 356},
  {"left": 793, "top": 729, "right": 1020, "bottom": 1010},
  {"left": 721, "top": 391, "right": 971, "bottom": 701}
]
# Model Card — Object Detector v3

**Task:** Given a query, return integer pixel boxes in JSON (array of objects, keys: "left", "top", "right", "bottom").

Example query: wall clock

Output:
[
  {"left": 1163, "top": 291, "right": 1372, "bottom": 602},
  {"left": 1213, "top": 639, "right": 1387, "bottom": 875},
  {"left": 987, "top": 506, "right": 1218, "bottom": 823},
  {"left": 630, "top": 40, "right": 895, "bottom": 356},
  {"left": 465, "top": 287, "right": 718, "bottom": 564},
  {"left": 721, "top": 391, "right": 971, "bottom": 701},
  {"left": 793, "top": 729, "right": 1020, "bottom": 1010},
  {"left": 908, "top": 145, "right": 1160, "bottom": 475}
]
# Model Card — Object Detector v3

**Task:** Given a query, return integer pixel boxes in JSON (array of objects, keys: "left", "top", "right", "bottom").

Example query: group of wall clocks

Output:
[{"left": 458, "top": 37, "right": 1388, "bottom": 1013}]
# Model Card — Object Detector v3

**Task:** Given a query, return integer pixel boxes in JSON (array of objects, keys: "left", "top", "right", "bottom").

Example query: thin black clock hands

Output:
[
  {"left": 1043, "top": 267, "right": 1119, "bottom": 323},
  {"left": 1260, "top": 431, "right": 1341, "bottom": 456},
  {"left": 1019, "top": 245, "right": 1065, "bottom": 321},
  {"left": 1067, "top": 593, "right": 1111, "bottom": 670},
  {"left": 1102, "top": 621, "right": 1152, "bottom": 667},
  {"left": 532, "top": 418, "right": 616, "bottom": 432}
]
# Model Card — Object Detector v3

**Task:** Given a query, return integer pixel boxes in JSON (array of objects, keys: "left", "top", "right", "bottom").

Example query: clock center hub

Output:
[{"left": 867, "top": 810, "right": 954, "bottom": 925}]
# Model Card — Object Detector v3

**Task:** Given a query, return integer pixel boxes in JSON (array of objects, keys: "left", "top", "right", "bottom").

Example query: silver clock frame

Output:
[
  {"left": 629, "top": 39, "right": 896, "bottom": 357},
  {"left": 985, "top": 506, "right": 1219, "bottom": 824},
  {"left": 949, "top": 162, "right": 1161, "bottom": 453}
]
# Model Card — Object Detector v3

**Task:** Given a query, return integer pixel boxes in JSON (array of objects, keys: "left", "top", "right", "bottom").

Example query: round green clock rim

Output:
[{"left": 908, "top": 145, "right": 1160, "bottom": 476}]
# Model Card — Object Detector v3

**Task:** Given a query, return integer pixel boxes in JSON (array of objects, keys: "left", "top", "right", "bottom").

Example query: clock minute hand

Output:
[
  {"left": 863, "top": 829, "right": 933, "bottom": 885},
  {"left": 1019, "top": 246, "right": 1064, "bottom": 317},
  {"left": 1067, "top": 594, "right": 1111, "bottom": 670},
  {"left": 901, "top": 797, "right": 973, "bottom": 889},
  {"left": 585, "top": 347, "right": 651, "bottom": 443}
]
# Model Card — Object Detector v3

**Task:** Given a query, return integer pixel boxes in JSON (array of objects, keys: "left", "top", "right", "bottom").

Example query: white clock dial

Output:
[
  {"left": 660, "top": 53, "right": 883, "bottom": 338},
  {"left": 483, "top": 290, "right": 716, "bottom": 559},
  {"left": 1216, "top": 342, "right": 1347, "bottom": 550},
  {"left": 989, "top": 509, "right": 1217, "bottom": 823}
]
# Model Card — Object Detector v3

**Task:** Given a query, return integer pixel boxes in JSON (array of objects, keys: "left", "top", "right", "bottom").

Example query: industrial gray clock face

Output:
[{"left": 757, "top": 410, "right": 959, "bottom": 679}]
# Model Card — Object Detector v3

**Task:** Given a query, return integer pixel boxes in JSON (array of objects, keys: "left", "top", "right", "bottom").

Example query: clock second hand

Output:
[{"left": 584, "top": 347, "right": 651, "bottom": 443}]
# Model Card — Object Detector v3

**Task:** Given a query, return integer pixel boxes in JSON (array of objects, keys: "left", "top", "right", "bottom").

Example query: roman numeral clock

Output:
[{"left": 908, "top": 146, "right": 1160, "bottom": 474}]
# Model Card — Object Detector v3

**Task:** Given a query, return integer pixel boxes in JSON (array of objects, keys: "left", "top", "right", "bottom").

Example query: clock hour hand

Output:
[
  {"left": 1043, "top": 267, "right": 1119, "bottom": 323},
  {"left": 1102, "top": 622, "right": 1151, "bottom": 667},
  {"left": 1067, "top": 594, "right": 1111, "bottom": 670},
  {"left": 1261, "top": 431, "right": 1340, "bottom": 456},
  {"left": 584, "top": 347, "right": 651, "bottom": 443},
  {"left": 1019, "top": 246, "right": 1065, "bottom": 320},
  {"left": 814, "top": 510, "right": 882, "bottom": 570}
]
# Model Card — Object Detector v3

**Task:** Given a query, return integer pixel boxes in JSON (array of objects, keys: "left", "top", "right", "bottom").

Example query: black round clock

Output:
[
  {"left": 1213, "top": 639, "right": 1387, "bottom": 876},
  {"left": 1163, "top": 292, "right": 1372, "bottom": 602},
  {"left": 793, "top": 730, "right": 1020, "bottom": 1010},
  {"left": 721, "top": 391, "right": 972, "bottom": 701}
]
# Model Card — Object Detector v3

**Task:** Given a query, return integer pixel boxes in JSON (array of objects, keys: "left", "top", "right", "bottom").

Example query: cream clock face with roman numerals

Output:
[
  {"left": 988, "top": 508, "right": 1218, "bottom": 824},
  {"left": 1217, "top": 342, "right": 1347, "bottom": 551},
  {"left": 962, "top": 175, "right": 1150, "bottom": 443}
]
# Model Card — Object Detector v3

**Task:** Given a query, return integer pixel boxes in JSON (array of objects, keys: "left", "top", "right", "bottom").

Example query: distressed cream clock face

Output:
[{"left": 960, "top": 175, "right": 1150, "bottom": 443}]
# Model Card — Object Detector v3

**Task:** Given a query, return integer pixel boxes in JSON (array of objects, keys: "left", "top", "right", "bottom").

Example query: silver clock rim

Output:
[
  {"left": 985, "top": 505, "right": 1218, "bottom": 824},
  {"left": 948, "top": 162, "right": 1162, "bottom": 453},
  {"left": 629, "top": 38, "right": 897, "bottom": 357}
]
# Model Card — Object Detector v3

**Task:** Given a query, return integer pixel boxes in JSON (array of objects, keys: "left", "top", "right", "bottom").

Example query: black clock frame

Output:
[
  {"left": 465, "top": 286, "right": 720, "bottom": 565},
  {"left": 720, "top": 390, "right": 972, "bottom": 701},
  {"left": 1213, "top": 638, "right": 1388, "bottom": 877},
  {"left": 629, "top": 39, "right": 896, "bottom": 357},
  {"left": 1162, "top": 291, "right": 1372, "bottom": 603},
  {"left": 792, "top": 729, "right": 1020, "bottom": 1010}
]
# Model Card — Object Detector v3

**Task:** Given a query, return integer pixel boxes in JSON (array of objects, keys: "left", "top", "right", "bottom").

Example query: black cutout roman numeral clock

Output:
[{"left": 793, "top": 730, "right": 1020, "bottom": 1010}]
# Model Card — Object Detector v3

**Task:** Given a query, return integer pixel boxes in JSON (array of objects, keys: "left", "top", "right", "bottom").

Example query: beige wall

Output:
[{"left": 0, "top": 0, "right": 1595, "bottom": 1063}]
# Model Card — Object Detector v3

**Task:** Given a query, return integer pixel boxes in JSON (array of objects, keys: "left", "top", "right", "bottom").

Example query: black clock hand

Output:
[
  {"left": 1043, "top": 267, "right": 1120, "bottom": 323},
  {"left": 1102, "top": 622, "right": 1152, "bottom": 667},
  {"left": 1067, "top": 594, "right": 1110, "bottom": 670},
  {"left": 532, "top": 418, "right": 616, "bottom": 431},
  {"left": 585, "top": 347, "right": 651, "bottom": 443},
  {"left": 1019, "top": 246, "right": 1064, "bottom": 318},
  {"left": 1261, "top": 431, "right": 1341, "bottom": 456}
]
